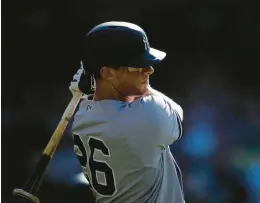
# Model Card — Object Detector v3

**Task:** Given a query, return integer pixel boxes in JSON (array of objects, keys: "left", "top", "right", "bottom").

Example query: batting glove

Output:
[{"left": 69, "top": 61, "right": 90, "bottom": 95}]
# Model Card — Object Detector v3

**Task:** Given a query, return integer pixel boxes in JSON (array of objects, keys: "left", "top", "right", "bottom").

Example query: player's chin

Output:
[{"left": 135, "top": 85, "right": 149, "bottom": 96}]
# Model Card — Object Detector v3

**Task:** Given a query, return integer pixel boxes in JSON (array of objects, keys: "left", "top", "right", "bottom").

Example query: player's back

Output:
[{"left": 72, "top": 95, "right": 184, "bottom": 203}]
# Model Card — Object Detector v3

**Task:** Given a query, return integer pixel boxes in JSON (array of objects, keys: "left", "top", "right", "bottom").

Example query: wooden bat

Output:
[{"left": 12, "top": 91, "right": 83, "bottom": 203}]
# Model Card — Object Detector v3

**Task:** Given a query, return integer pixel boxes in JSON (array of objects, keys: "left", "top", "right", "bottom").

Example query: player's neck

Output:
[{"left": 93, "top": 80, "right": 135, "bottom": 102}]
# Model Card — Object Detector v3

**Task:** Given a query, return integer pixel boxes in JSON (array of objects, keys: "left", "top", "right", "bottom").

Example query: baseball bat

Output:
[{"left": 12, "top": 91, "right": 83, "bottom": 203}]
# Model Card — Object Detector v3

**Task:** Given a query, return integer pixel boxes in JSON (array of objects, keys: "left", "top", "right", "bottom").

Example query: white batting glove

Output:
[
  {"left": 69, "top": 61, "right": 85, "bottom": 95},
  {"left": 69, "top": 61, "right": 94, "bottom": 100}
]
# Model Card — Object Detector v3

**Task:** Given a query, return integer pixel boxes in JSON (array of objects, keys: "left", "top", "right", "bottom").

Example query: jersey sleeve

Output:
[{"left": 140, "top": 94, "right": 183, "bottom": 146}]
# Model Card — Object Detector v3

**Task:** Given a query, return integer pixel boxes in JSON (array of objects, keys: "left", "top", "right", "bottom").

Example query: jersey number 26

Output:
[{"left": 73, "top": 134, "right": 116, "bottom": 196}]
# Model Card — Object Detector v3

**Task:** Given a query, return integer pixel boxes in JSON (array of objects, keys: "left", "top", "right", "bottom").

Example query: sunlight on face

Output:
[
  {"left": 127, "top": 67, "right": 143, "bottom": 72},
  {"left": 112, "top": 67, "right": 154, "bottom": 96}
]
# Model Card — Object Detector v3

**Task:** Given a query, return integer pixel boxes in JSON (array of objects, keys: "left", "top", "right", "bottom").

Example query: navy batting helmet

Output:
[{"left": 82, "top": 21, "right": 166, "bottom": 75}]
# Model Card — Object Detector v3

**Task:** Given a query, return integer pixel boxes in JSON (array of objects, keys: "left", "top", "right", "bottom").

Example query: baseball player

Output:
[{"left": 69, "top": 21, "right": 184, "bottom": 203}]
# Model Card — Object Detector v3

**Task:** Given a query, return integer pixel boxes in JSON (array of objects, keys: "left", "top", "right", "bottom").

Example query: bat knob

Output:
[{"left": 13, "top": 188, "right": 40, "bottom": 203}]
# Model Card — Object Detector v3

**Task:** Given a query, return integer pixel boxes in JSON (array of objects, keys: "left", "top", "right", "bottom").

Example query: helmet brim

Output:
[{"left": 131, "top": 47, "right": 166, "bottom": 67}]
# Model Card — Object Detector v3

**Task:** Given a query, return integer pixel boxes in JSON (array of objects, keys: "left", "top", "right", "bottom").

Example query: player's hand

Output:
[{"left": 69, "top": 61, "right": 90, "bottom": 95}]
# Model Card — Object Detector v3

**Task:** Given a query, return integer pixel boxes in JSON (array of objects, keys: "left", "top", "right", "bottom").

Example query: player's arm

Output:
[
  {"left": 142, "top": 86, "right": 183, "bottom": 146},
  {"left": 148, "top": 86, "right": 183, "bottom": 121}
]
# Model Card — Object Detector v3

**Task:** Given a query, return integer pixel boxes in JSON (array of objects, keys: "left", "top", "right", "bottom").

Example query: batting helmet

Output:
[{"left": 82, "top": 21, "right": 166, "bottom": 75}]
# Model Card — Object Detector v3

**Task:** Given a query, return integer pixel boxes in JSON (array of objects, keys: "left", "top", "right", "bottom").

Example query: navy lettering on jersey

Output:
[
  {"left": 88, "top": 137, "right": 116, "bottom": 196},
  {"left": 73, "top": 133, "right": 116, "bottom": 196}
]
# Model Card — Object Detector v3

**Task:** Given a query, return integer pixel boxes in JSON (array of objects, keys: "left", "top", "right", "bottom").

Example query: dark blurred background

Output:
[{"left": 2, "top": 0, "right": 260, "bottom": 202}]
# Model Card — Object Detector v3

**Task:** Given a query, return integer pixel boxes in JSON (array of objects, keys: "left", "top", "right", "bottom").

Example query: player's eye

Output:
[{"left": 128, "top": 67, "right": 143, "bottom": 72}]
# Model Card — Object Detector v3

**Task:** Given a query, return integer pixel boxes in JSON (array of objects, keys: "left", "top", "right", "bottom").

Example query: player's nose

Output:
[{"left": 143, "top": 66, "right": 154, "bottom": 75}]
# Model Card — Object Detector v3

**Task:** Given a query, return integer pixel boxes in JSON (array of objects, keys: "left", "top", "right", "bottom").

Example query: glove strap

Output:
[{"left": 91, "top": 75, "right": 96, "bottom": 92}]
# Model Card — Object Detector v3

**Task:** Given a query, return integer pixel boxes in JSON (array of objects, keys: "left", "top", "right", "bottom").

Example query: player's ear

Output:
[{"left": 100, "top": 66, "right": 115, "bottom": 81}]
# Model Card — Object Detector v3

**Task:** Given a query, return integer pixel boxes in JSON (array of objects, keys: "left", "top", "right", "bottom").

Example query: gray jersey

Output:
[{"left": 71, "top": 95, "right": 184, "bottom": 203}]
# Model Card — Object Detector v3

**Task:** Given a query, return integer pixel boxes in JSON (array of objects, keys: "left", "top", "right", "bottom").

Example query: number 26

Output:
[{"left": 73, "top": 134, "right": 116, "bottom": 196}]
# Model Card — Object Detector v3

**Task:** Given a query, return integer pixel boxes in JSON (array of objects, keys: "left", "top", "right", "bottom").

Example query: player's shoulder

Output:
[
  {"left": 140, "top": 94, "right": 182, "bottom": 110},
  {"left": 75, "top": 95, "right": 94, "bottom": 114},
  {"left": 140, "top": 94, "right": 183, "bottom": 120},
  {"left": 140, "top": 94, "right": 166, "bottom": 106}
]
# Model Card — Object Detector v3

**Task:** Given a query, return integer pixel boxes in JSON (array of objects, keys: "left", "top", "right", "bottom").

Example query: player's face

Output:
[{"left": 111, "top": 67, "right": 154, "bottom": 96}]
